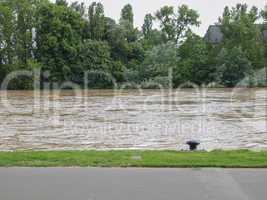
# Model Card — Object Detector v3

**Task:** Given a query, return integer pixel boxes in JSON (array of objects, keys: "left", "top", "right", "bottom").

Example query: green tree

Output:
[
  {"left": 261, "top": 6, "right": 267, "bottom": 67},
  {"left": 219, "top": 4, "right": 265, "bottom": 70},
  {"left": 176, "top": 34, "right": 212, "bottom": 85},
  {"left": 0, "top": 0, "right": 40, "bottom": 89},
  {"left": 140, "top": 41, "right": 178, "bottom": 80},
  {"left": 120, "top": 4, "right": 134, "bottom": 28},
  {"left": 77, "top": 40, "right": 124, "bottom": 87},
  {"left": 0, "top": 0, "right": 265, "bottom": 89},
  {"left": 0, "top": 1, "right": 14, "bottom": 67},
  {"left": 262, "top": 6, "right": 267, "bottom": 22},
  {"left": 70, "top": 1, "right": 86, "bottom": 17},
  {"left": 155, "top": 6, "right": 175, "bottom": 41},
  {"left": 104, "top": 5, "right": 143, "bottom": 70},
  {"left": 104, "top": 22, "right": 129, "bottom": 63},
  {"left": 78, "top": 40, "right": 111, "bottom": 72},
  {"left": 215, "top": 47, "right": 253, "bottom": 87},
  {"left": 14, "top": 0, "right": 37, "bottom": 66},
  {"left": 56, "top": 0, "right": 68, "bottom": 6},
  {"left": 36, "top": 1, "right": 86, "bottom": 84},
  {"left": 120, "top": 4, "right": 138, "bottom": 42},
  {"left": 0, "top": 1, "right": 14, "bottom": 83},
  {"left": 141, "top": 14, "right": 164, "bottom": 49},
  {"left": 88, "top": 2, "right": 105, "bottom": 40},
  {"left": 156, "top": 5, "right": 200, "bottom": 43},
  {"left": 174, "top": 5, "right": 200, "bottom": 42},
  {"left": 142, "top": 14, "right": 154, "bottom": 39}
]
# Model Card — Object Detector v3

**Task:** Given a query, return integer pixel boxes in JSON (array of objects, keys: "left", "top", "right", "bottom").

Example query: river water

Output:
[{"left": 0, "top": 88, "right": 266, "bottom": 151}]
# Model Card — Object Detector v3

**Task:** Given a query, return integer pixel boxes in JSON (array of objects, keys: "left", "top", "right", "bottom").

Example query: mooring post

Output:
[{"left": 186, "top": 140, "right": 200, "bottom": 151}]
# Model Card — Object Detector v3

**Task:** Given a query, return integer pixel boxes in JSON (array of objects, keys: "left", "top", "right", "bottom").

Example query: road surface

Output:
[{"left": 0, "top": 168, "right": 266, "bottom": 200}]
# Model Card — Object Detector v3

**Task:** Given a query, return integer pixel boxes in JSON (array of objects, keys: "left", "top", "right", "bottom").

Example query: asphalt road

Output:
[{"left": 0, "top": 168, "right": 267, "bottom": 200}]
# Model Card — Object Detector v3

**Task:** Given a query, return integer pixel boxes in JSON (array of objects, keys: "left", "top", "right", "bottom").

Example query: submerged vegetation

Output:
[
  {"left": 0, "top": 0, "right": 266, "bottom": 89},
  {"left": 0, "top": 150, "right": 267, "bottom": 168}
]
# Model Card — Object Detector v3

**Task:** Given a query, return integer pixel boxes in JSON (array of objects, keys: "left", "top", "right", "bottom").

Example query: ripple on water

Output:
[{"left": 0, "top": 88, "right": 266, "bottom": 151}]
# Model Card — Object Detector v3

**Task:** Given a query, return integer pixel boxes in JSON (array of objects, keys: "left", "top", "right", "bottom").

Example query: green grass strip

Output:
[{"left": 0, "top": 150, "right": 267, "bottom": 168}]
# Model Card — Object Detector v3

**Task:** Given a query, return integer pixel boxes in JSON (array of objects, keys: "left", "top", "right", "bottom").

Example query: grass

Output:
[{"left": 0, "top": 150, "right": 267, "bottom": 168}]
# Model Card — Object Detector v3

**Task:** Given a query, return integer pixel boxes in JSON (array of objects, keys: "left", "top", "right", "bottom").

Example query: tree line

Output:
[{"left": 0, "top": 0, "right": 266, "bottom": 89}]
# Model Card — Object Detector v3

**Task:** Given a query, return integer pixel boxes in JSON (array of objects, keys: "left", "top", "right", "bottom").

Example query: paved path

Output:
[{"left": 0, "top": 168, "right": 266, "bottom": 200}]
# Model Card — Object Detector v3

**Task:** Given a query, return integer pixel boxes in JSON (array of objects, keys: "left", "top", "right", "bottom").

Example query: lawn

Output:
[{"left": 0, "top": 150, "right": 267, "bottom": 168}]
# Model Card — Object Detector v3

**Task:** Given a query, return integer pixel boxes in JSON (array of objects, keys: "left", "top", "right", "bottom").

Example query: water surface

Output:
[{"left": 0, "top": 88, "right": 266, "bottom": 151}]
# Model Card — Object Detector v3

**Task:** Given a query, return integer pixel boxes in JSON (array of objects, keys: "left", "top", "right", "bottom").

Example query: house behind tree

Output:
[{"left": 204, "top": 25, "right": 267, "bottom": 44}]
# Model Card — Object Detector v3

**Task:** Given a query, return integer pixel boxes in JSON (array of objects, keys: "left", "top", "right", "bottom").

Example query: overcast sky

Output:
[{"left": 65, "top": 0, "right": 266, "bottom": 36}]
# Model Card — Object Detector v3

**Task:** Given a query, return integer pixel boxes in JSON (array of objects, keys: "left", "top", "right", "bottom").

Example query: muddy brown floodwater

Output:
[{"left": 0, "top": 88, "right": 266, "bottom": 151}]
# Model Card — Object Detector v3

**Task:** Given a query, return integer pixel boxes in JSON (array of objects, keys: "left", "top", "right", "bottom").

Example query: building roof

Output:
[
  {"left": 263, "top": 30, "right": 267, "bottom": 39},
  {"left": 204, "top": 25, "right": 223, "bottom": 44}
]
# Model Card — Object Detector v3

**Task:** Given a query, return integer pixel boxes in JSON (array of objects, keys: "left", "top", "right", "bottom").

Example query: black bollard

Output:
[{"left": 186, "top": 140, "right": 200, "bottom": 151}]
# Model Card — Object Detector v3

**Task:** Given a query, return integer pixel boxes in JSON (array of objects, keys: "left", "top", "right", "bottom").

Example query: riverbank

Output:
[{"left": 0, "top": 150, "right": 267, "bottom": 168}]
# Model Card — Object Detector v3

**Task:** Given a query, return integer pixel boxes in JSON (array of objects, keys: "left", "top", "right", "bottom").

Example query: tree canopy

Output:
[{"left": 0, "top": 1, "right": 266, "bottom": 89}]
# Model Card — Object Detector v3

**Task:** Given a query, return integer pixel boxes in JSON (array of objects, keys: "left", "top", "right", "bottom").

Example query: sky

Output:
[{"left": 65, "top": 0, "right": 267, "bottom": 36}]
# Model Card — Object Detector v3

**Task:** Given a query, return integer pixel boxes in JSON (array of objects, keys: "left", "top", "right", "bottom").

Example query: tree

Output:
[
  {"left": 119, "top": 4, "right": 138, "bottom": 42},
  {"left": 13, "top": 0, "right": 37, "bottom": 66},
  {"left": 141, "top": 14, "right": 164, "bottom": 49},
  {"left": 140, "top": 41, "right": 178, "bottom": 80},
  {"left": 78, "top": 40, "right": 111, "bottom": 72},
  {"left": 56, "top": 0, "right": 67, "bottom": 6},
  {"left": 0, "top": 0, "right": 39, "bottom": 68},
  {"left": 0, "top": 1, "right": 14, "bottom": 83},
  {"left": 0, "top": 1, "right": 14, "bottom": 67},
  {"left": 0, "top": 0, "right": 266, "bottom": 89},
  {"left": 88, "top": 2, "right": 105, "bottom": 40},
  {"left": 262, "top": 6, "right": 267, "bottom": 68},
  {"left": 174, "top": 5, "right": 200, "bottom": 42},
  {"left": 142, "top": 14, "right": 154, "bottom": 39},
  {"left": 36, "top": 1, "right": 86, "bottom": 84},
  {"left": 0, "top": 0, "right": 40, "bottom": 89},
  {"left": 219, "top": 4, "right": 265, "bottom": 70},
  {"left": 104, "top": 22, "right": 129, "bottom": 63},
  {"left": 70, "top": 1, "right": 86, "bottom": 17},
  {"left": 77, "top": 39, "right": 124, "bottom": 87},
  {"left": 215, "top": 47, "right": 253, "bottom": 87},
  {"left": 176, "top": 34, "right": 212, "bottom": 85},
  {"left": 262, "top": 6, "right": 267, "bottom": 22},
  {"left": 155, "top": 5, "right": 200, "bottom": 43},
  {"left": 155, "top": 6, "right": 175, "bottom": 41},
  {"left": 120, "top": 4, "right": 134, "bottom": 28},
  {"left": 103, "top": 5, "right": 142, "bottom": 70}
]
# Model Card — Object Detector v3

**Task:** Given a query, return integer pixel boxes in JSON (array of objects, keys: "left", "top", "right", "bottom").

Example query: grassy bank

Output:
[{"left": 0, "top": 150, "right": 267, "bottom": 168}]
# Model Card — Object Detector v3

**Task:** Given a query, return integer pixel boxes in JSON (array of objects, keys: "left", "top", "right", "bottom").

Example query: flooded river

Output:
[{"left": 0, "top": 88, "right": 266, "bottom": 151}]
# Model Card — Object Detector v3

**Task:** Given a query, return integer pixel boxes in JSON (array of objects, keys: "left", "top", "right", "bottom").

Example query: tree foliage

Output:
[
  {"left": 142, "top": 14, "right": 154, "bottom": 39},
  {"left": 176, "top": 34, "right": 212, "bottom": 85},
  {"left": 36, "top": 0, "right": 86, "bottom": 83},
  {"left": 88, "top": 2, "right": 105, "bottom": 40},
  {"left": 0, "top": 1, "right": 266, "bottom": 89},
  {"left": 219, "top": 4, "right": 265, "bottom": 69},
  {"left": 140, "top": 41, "right": 178, "bottom": 80},
  {"left": 215, "top": 47, "right": 253, "bottom": 87},
  {"left": 155, "top": 5, "right": 200, "bottom": 43}
]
